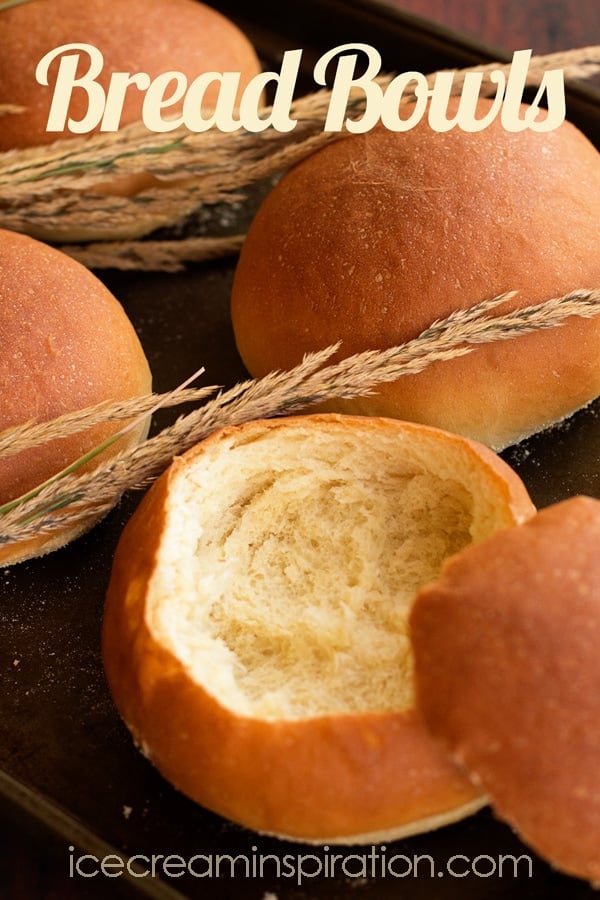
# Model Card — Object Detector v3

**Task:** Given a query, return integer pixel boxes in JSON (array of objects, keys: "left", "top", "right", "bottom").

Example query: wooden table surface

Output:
[
  {"left": 381, "top": 0, "right": 600, "bottom": 54},
  {"left": 2, "top": 2, "right": 599, "bottom": 899}
]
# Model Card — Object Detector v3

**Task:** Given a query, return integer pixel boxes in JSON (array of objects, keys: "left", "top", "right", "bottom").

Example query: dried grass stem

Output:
[
  {"left": 1, "top": 287, "right": 599, "bottom": 546},
  {"left": 1, "top": 45, "right": 599, "bottom": 266}
]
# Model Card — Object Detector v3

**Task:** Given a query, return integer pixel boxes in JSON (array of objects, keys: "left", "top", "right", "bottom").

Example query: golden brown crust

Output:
[
  {"left": 102, "top": 413, "right": 535, "bottom": 843},
  {"left": 231, "top": 99, "right": 600, "bottom": 450},
  {"left": 0, "top": 229, "right": 151, "bottom": 565},
  {"left": 0, "top": 0, "right": 261, "bottom": 150},
  {"left": 410, "top": 496, "right": 600, "bottom": 882}
]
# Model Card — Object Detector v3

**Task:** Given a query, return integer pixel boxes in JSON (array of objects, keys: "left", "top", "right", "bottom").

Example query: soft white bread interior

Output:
[
  {"left": 103, "top": 413, "right": 534, "bottom": 843},
  {"left": 0, "top": 229, "right": 151, "bottom": 566},
  {"left": 0, "top": 0, "right": 262, "bottom": 241},
  {"left": 410, "top": 495, "right": 600, "bottom": 884},
  {"left": 231, "top": 97, "right": 600, "bottom": 450}
]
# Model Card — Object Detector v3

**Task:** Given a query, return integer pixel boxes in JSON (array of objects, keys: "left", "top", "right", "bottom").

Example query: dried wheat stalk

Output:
[
  {"left": 0, "top": 383, "right": 214, "bottom": 460},
  {"left": 1, "top": 45, "right": 599, "bottom": 265},
  {"left": 0, "top": 104, "right": 24, "bottom": 116},
  {"left": 63, "top": 233, "right": 246, "bottom": 271},
  {"left": 2, "top": 48, "right": 598, "bottom": 194},
  {"left": 0, "top": 0, "right": 35, "bottom": 10},
  {"left": 1, "top": 287, "right": 599, "bottom": 546}
]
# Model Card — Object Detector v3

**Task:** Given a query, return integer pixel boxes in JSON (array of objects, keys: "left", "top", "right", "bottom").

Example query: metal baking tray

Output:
[{"left": 1, "top": 1, "right": 599, "bottom": 897}]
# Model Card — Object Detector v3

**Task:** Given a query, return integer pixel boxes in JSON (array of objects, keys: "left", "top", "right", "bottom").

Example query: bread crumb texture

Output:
[{"left": 147, "top": 417, "right": 521, "bottom": 720}]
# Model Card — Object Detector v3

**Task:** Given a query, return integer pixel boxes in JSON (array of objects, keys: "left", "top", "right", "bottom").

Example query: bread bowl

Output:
[
  {"left": 0, "top": 228, "right": 151, "bottom": 565},
  {"left": 102, "top": 413, "right": 534, "bottom": 843},
  {"left": 0, "top": 0, "right": 262, "bottom": 240},
  {"left": 231, "top": 97, "right": 600, "bottom": 450},
  {"left": 410, "top": 495, "right": 600, "bottom": 883}
]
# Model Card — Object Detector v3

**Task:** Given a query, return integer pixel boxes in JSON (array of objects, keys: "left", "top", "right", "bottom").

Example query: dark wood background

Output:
[{"left": 382, "top": 0, "right": 600, "bottom": 54}]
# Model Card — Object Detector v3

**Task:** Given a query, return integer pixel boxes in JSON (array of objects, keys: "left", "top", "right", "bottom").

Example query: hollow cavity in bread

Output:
[{"left": 147, "top": 418, "right": 525, "bottom": 720}]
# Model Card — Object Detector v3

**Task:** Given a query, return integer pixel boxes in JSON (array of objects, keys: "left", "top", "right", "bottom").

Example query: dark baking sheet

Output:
[{"left": 1, "top": 1, "right": 600, "bottom": 897}]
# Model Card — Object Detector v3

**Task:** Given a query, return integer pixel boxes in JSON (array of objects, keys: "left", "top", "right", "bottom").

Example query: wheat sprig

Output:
[
  {"left": 0, "top": 384, "right": 216, "bottom": 460},
  {"left": 1, "top": 45, "right": 599, "bottom": 263},
  {"left": 61, "top": 233, "right": 246, "bottom": 272},
  {"left": 1, "top": 287, "right": 599, "bottom": 546},
  {"left": 1, "top": 48, "right": 599, "bottom": 193},
  {"left": 0, "top": 365, "right": 209, "bottom": 514},
  {"left": 0, "top": 0, "right": 37, "bottom": 10}
]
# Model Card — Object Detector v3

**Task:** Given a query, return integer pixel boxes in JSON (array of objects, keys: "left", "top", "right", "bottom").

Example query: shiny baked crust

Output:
[
  {"left": 0, "top": 0, "right": 260, "bottom": 150},
  {"left": 410, "top": 495, "right": 600, "bottom": 882},
  {"left": 0, "top": 229, "right": 151, "bottom": 565},
  {"left": 231, "top": 98, "right": 600, "bottom": 450}
]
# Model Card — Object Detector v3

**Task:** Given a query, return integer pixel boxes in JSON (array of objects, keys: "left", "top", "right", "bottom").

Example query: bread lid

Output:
[{"left": 410, "top": 495, "right": 600, "bottom": 883}]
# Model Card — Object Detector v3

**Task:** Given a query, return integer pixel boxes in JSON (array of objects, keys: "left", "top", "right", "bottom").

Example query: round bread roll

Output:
[
  {"left": 0, "top": 0, "right": 261, "bottom": 240},
  {"left": 0, "top": 229, "right": 152, "bottom": 566},
  {"left": 409, "top": 496, "right": 600, "bottom": 883},
  {"left": 102, "top": 413, "right": 534, "bottom": 843},
  {"left": 231, "top": 98, "right": 600, "bottom": 450}
]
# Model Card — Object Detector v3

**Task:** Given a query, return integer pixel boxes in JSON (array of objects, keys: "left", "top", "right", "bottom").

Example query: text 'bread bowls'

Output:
[
  {"left": 102, "top": 413, "right": 534, "bottom": 843},
  {"left": 0, "top": 229, "right": 151, "bottom": 566},
  {"left": 231, "top": 96, "right": 600, "bottom": 451}
]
